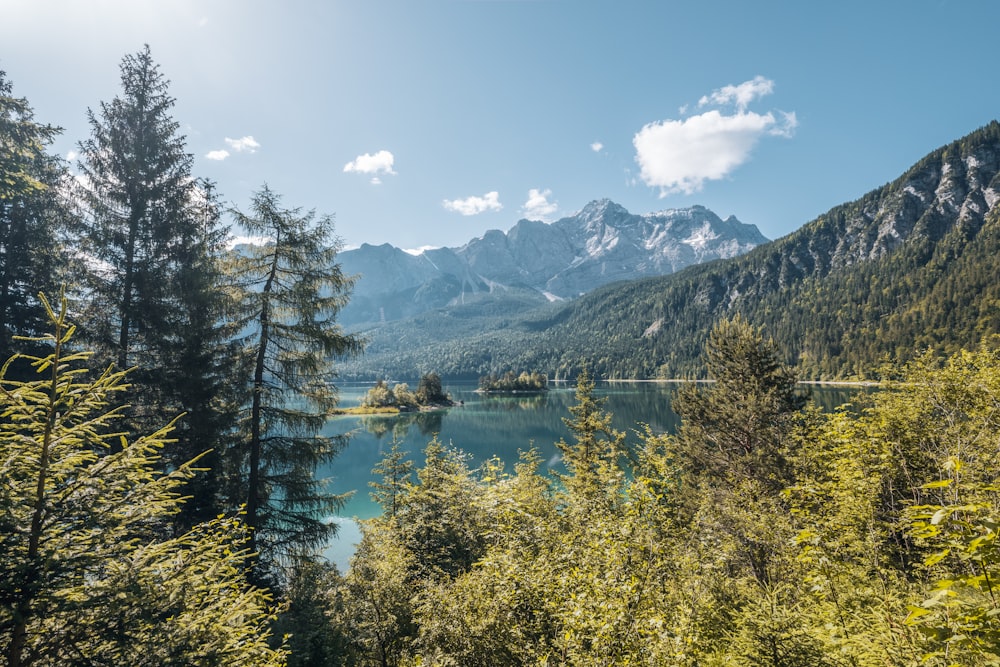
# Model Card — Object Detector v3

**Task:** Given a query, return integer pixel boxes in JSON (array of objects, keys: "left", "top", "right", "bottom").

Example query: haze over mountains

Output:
[
  {"left": 338, "top": 201, "right": 767, "bottom": 327},
  {"left": 343, "top": 121, "right": 1000, "bottom": 381}
]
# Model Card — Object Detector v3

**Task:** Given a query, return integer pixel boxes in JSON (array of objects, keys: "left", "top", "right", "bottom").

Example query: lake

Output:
[{"left": 320, "top": 382, "right": 867, "bottom": 569}]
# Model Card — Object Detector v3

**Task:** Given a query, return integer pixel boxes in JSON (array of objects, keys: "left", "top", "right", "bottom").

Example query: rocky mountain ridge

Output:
[
  {"left": 338, "top": 200, "right": 767, "bottom": 326},
  {"left": 344, "top": 121, "right": 1000, "bottom": 381}
]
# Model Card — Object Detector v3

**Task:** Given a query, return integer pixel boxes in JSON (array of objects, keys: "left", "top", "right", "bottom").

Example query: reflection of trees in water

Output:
[
  {"left": 482, "top": 393, "right": 549, "bottom": 411},
  {"left": 361, "top": 410, "right": 445, "bottom": 441}
]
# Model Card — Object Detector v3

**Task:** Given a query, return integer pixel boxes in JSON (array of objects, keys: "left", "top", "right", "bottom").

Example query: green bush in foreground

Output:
[{"left": 0, "top": 296, "right": 285, "bottom": 667}]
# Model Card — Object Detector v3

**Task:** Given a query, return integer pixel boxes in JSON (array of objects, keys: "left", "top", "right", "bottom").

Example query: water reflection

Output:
[
  {"left": 361, "top": 410, "right": 445, "bottom": 440},
  {"left": 323, "top": 382, "right": 868, "bottom": 523}
]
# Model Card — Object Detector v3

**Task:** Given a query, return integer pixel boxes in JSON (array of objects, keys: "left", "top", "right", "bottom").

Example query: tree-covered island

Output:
[
  {"left": 348, "top": 372, "right": 456, "bottom": 414},
  {"left": 477, "top": 370, "right": 549, "bottom": 393}
]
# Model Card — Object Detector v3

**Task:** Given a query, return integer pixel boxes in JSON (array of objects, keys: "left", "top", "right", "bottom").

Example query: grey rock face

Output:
[{"left": 338, "top": 200, "right": 768, "bottom": 326}]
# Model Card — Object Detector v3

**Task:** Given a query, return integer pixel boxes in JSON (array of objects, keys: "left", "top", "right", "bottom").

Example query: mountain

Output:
[
  {"left": 343, "top": 121, "right": 1000, "bottom": 381},
  {"left": 337, "top": 201, "right": 767, "bottom": 327}
]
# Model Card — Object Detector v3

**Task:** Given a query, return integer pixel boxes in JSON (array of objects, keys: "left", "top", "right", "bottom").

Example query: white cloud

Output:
[
  {"left": 442, "top": 191, "right": 502, "bottom": 216},
  {"left": 699, "top": 75, "right": 774, "bottom": 112},
  {"left": 205, "top": 149, "right": 230, "bottom": 161},
  {"left": 590, "top": 141, "right": 604, "bottom": 153},
  {"left": 65, "top": 150, "right": 77, "bottom": 161},
  {"left": 344, "top": 150, "right": 397, "bottom": 177},
  {"left": 403, "top": 245, "right": 439, "bottom": 256},
  {"left": 225, "top": 136, "right": 260, "bottom": 153},
  {"left": 521, "top": 188, "right": 558, "bottom": 221},
  {"left": 633, "top": 76, "right": 796, "bottom": 196},
  {"left": 226, "top": 234, "right": 272, "bottom": 249},
  {"left": 770, "top": 110, "right": 799, "bottom": 138},
  {"left": 370, "top": 176, "right": 382, "bottom": 185}
]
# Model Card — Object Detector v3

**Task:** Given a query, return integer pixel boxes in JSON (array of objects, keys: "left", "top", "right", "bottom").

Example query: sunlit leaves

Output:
[{"left": 0, "top": 297, "right": 284, "bottom": 666}]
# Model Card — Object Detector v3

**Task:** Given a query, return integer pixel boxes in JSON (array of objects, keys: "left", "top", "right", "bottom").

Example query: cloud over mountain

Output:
[
  {"left": 521, "top": 188, "right": 558, "bottom": 221},
  {"left": 443, "top": 191, "right": 502, "bottom": 215}
]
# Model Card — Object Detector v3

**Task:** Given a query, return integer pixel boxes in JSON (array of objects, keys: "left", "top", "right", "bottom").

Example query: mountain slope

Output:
[
  {"left": 344, "top": 121, "right": 1000, "bottom": 381},
  {"left": 337, "top": 201, "right": 766, "bottom": 327}
]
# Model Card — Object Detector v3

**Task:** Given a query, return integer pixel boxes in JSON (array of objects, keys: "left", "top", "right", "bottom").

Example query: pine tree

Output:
[
  {"left": 155, "top": 179, "right": 235, "bottom": 527},
  {"left": 555, "top": 365, "right": 626, "bottom": 507},
  {"left": 0, "top": 295, "right": 285, "bottom": 667},
  {"left": 77, "top": 45, "right": 196, "bottom": 375},
  {"left": 370, "top": 440, "right": 414, "bottom": 520},
  {"left": 226, "top": 185, "right": 363, "bottom": 583},
  {"left": 0, "top": 70, "right": 73, "bottom": 369},
  {"left": 673, "top": 315, "right": 806, "bottom": 491},
  {"left": 672, "top": 316, "right": 806, "bottom": 592},
  {"left": 76, "top": 47, "right": 232, "bottom": 525}
]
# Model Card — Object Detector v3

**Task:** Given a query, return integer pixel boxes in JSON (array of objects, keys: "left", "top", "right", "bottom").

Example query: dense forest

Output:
[
  {"left": 5, "top": 46, "right": 1000, "bottom": 666},
  {"left": 349, "top": 121, "right": 1000, "bottom": 383}
]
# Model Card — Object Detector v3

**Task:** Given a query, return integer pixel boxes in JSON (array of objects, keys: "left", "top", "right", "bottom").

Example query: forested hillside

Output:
[{"left": 350, "top": 122, "right": 1000, "bottom": 381}]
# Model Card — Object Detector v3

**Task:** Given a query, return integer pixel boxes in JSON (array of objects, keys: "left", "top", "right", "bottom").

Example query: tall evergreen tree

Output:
[
  {"left": 672, "top": 316, "right": 807, "bottom": 592},
  {"left": 673, "top": 315, "right": 806, "bottom": 492},
  {"left": 76, "top": 47, "right": 232, "bottom": 525},
  {"left": 77, "top": 45, "right": 194, "bottom": 375},
  {"left": 555, "top": 366, "right": 626, "bottom": 507},
  {"left": 370, "top": 441, "right": 413, "bottom": 520},
  {"left": 226, "top": 185, "right": 363, "bottom": 583},
  {"left": 0, "top": 69, "right": 73, "bottom": 368},
  {"left": 158, "top": 180, "right": 235, "bottom": 526}
]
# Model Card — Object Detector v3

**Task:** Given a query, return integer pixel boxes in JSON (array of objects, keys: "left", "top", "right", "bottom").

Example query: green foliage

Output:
[
  {"left": 328, "top": 328, "right": 1000, "bottom": 665},
  {"left": 77, "top": 45, "right": 199, "bottom": 373},
  {"left": 0, "top": 296, "right": 284, "bottom": 666},
  {"left": 0, "top": 70, "right": 60, "bottom": 200},
  {"left": 478, "top": 370, "right": 549, "bottom": 392},
  {"left": 888, "top": 348, "right": 1000, "bottom": 663},
  {"left": 395, "top": 438, "right": 488, "bottom": 580},
  {"left": 226, "top": 185, "right": 363, "bottom": 582},
  {"left": 362, "top": 374, "right": 452, "bottom": 410},
  {"left": 275, "top": 557, "right": 351, "bottom": 667},
  {"left": 0, "top": 70, "right": 73, "bottom": 367},
  {"left": 75, "top": 46, "right": 233, "bottom": 529},
  {"left": 392, "top": 382, "right": 418, "bottom": 409},
  {"left": 554, "top": 365, "right": 626, "bottom": 508},
  {"left": 673, "top": 315, "right": 806, "bottom": 492},
  {"left": 360, "top": 379, "right": 395, "bottom": 409},
  {"left": 415, "top": 372, "right": 449, "bottom": 405},
  {"left": 369, "top": 440, "right": 413, "bottom": 519},
  {"left": 907, "top": 472, "right": 1000, "bottom": 665},
  {"left": 331, "top": 522, "right": 417, "bottom": 666}
]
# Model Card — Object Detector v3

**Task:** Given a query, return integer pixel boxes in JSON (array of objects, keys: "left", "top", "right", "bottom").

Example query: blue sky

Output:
[{"left": 2, "top": 0, "right": 998, "bottom": 250}]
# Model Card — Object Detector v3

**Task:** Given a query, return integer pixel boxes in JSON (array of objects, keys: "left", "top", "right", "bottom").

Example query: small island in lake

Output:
[
  {"left": 339, "top": 372, "right": 456, "bottom": 415},
  {"left": 478, "top": 370, "right": 549, "bottom": 394}
]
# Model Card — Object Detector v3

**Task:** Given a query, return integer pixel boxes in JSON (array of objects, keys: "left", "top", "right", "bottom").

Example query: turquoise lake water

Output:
[{"left": 319, "top": 382, "right": 866, "bottom": 570}]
